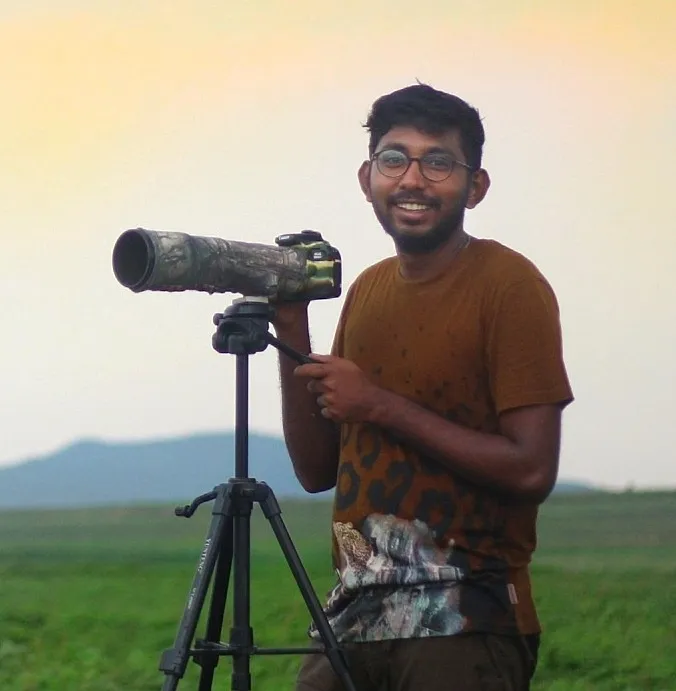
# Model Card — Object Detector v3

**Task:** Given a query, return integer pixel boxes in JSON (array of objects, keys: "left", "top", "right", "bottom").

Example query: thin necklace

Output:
[{"left": 452, "top": 231, "right": 472, "bottom": 259}]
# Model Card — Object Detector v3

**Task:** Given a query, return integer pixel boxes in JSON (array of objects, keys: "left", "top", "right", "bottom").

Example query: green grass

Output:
[{"left": 1, "top": 491, "right": 675, "bottom": 690}]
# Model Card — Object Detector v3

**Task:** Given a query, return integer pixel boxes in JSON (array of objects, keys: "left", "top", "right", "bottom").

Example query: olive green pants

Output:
[{"left": 295, "top": 633, "right": 538, "bottom": 691}]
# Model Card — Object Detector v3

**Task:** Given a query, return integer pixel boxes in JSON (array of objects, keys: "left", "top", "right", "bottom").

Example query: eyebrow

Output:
[{"left": 377, "top": 143, "right": 458, "bottom": 158}]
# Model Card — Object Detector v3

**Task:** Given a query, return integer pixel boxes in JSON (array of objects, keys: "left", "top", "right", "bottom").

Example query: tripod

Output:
[{"left": 158, "top": 297, "right": 357, "bottom": 691}]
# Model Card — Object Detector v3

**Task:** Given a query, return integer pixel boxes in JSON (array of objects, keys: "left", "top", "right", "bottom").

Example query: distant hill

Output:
[{"left": 0, "top": 433, "right": 595, "bottom": 509}]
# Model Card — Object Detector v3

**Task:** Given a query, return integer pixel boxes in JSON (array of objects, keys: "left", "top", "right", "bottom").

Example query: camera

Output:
[{"left": 112, "top": 228, "right": 341, "bottom": 302}]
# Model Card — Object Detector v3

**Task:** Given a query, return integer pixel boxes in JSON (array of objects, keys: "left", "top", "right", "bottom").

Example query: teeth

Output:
[{"left": 397, "top": 202, "right": 430, "bottom": 211}]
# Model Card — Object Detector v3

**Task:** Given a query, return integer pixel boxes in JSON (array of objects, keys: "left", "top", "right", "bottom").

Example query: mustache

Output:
[{"left": 388, "top": 193, "right": 440, "bottom": 208}]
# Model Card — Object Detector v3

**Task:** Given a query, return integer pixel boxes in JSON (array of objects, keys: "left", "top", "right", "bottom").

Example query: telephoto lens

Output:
[{"left": 112, "top": 228, "right": 341, "bottom": 302}]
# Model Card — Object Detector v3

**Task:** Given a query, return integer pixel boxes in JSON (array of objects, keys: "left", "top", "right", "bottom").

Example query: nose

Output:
[{"left": 398, "top": 159, "right": 426, "bottom": 189}]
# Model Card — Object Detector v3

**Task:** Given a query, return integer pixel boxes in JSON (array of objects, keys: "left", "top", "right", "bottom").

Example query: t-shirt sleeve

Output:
[
  {"left": 486, "top": 276, "right": 574, "bottom": 415},
  {"left": 330, "top": 279, "right": 359, "bottom": 358}
]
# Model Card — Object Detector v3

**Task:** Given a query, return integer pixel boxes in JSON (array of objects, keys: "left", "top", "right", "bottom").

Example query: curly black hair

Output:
[{"left": 364, "top": 83, "right": 485, "bottom": 170}]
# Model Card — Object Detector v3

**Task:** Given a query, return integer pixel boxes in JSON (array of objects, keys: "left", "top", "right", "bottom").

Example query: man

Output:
[{"left": 273, "top": 83, "right": 573, "bottom": 691}]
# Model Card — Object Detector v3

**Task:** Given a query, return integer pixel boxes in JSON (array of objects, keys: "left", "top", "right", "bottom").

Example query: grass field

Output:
[{"left": 1, "top": 490, "right": 675, "bottom": 690}]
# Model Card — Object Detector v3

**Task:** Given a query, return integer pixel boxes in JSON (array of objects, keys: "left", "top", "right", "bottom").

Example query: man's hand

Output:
[{"left": 294, "top": 353, "right": 384, "bottom": 423}]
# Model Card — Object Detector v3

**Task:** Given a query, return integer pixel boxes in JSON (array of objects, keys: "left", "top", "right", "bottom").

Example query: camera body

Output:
[{"left": 273, "top": 230, "right": 341, "bottom": 301}]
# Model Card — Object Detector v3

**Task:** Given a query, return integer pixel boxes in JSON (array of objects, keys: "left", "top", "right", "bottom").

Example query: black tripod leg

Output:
[
  {"left": 196, "top": 512, "right": 235, "bottom": 691},
  {"left": 159, "top": 486, "right": 233, "bottom": 691},
  {"left": 229, "top": 490, "right": 255, "bottom": 691},
  {"left": 257, "top": 486, "right": 358, "bottom": 691}
]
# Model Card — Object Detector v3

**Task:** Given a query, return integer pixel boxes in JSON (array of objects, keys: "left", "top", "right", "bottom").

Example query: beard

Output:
[{"left": 373, "top": 189, "right": 469, "bottom": 255}]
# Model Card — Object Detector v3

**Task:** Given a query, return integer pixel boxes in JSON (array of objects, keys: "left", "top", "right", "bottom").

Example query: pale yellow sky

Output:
[{"left": 1, "top": 1, "right": 675, "bottom": 489}]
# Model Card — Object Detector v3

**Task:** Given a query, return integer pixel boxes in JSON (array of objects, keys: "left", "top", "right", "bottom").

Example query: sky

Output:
[{"left": 1, "top": 1, "right": 674, "bottom": 490}]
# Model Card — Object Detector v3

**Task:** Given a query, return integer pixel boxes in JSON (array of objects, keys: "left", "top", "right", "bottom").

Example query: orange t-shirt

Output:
[{"left": 314, "top": 238, "right": 573, "bottom": 643}]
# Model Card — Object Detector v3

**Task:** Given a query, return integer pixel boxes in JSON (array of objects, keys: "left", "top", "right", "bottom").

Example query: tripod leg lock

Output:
[
  {"left": 228, "top": 625, "right": 254, "bottom": 650},
  {"left": 159, "top": 647, "right": 188, "bottom": 677}
]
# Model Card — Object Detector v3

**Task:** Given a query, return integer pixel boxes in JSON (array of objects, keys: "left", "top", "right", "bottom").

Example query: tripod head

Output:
[
  {"left": 212, "top": 296, "right": 314, "bottom": 364},
  {"left": 212, "top": 297, "right": 273, "bottom": 356}
]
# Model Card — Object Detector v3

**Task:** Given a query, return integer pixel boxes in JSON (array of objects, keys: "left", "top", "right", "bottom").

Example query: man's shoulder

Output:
[{"left": 470, "top": 237, "right": 552, "bottom": 290}]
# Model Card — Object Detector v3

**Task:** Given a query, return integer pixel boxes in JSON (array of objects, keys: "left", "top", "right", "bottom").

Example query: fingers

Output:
[
  {"left": 315, "top": 395, "right": 336, "bottom": 419},
  {"left": 308, "top": 353, "right": 333, "bottom": 363},
  {"left": 294, "top": 354, "right": 336, "bottom": 379},
  {"left": 313, "top": 393, "right": 335, "bottom": 420},
  {"left": 294, "top": 363, "right": 326, "bottom": 378},
  {"left": 306, "top": 379, "right": 330, "bottom": 394}
]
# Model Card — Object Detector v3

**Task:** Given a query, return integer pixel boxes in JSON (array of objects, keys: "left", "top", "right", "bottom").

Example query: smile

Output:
[{"left": 395, "top": 202, "right": 433, "bottom": 211}]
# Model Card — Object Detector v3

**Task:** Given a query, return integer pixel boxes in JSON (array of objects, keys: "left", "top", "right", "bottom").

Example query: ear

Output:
[
  {"left": 466, "top": 168, "right": 491, "bottom": 209},
  {"left": 357, "top": 161, "right": 372, "bottom": 202}
]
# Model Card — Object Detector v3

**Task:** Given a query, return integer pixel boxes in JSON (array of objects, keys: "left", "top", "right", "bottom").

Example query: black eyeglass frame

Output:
[{"left": 371, "top": 149, "right": 475, "bottom": 182}]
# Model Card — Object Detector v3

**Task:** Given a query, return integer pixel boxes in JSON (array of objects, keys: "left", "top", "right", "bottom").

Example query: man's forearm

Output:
[
  {"left": 275, "top": 322, "right": 340, "bottom": 493},
  {"left": 368, "top": 388, "right": 556, "bottom": 502}
]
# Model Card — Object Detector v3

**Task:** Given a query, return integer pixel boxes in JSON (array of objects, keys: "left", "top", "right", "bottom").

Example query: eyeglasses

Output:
[{"left": 372, "top": 148, "right": 473, "bottom": 182}]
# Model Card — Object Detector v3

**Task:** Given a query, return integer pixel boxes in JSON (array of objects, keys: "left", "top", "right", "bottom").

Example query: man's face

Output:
[{"left": 359, "top": 126, "right": 483, "bottom": 255}]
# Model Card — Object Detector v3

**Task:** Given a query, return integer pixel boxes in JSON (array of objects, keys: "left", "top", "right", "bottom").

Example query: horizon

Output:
[
  {"left": 1, "top": 429, "right": 671, "bottom": 495},
  {"left": 1, "top": 1, "right": 675, "bottom": 491}
]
